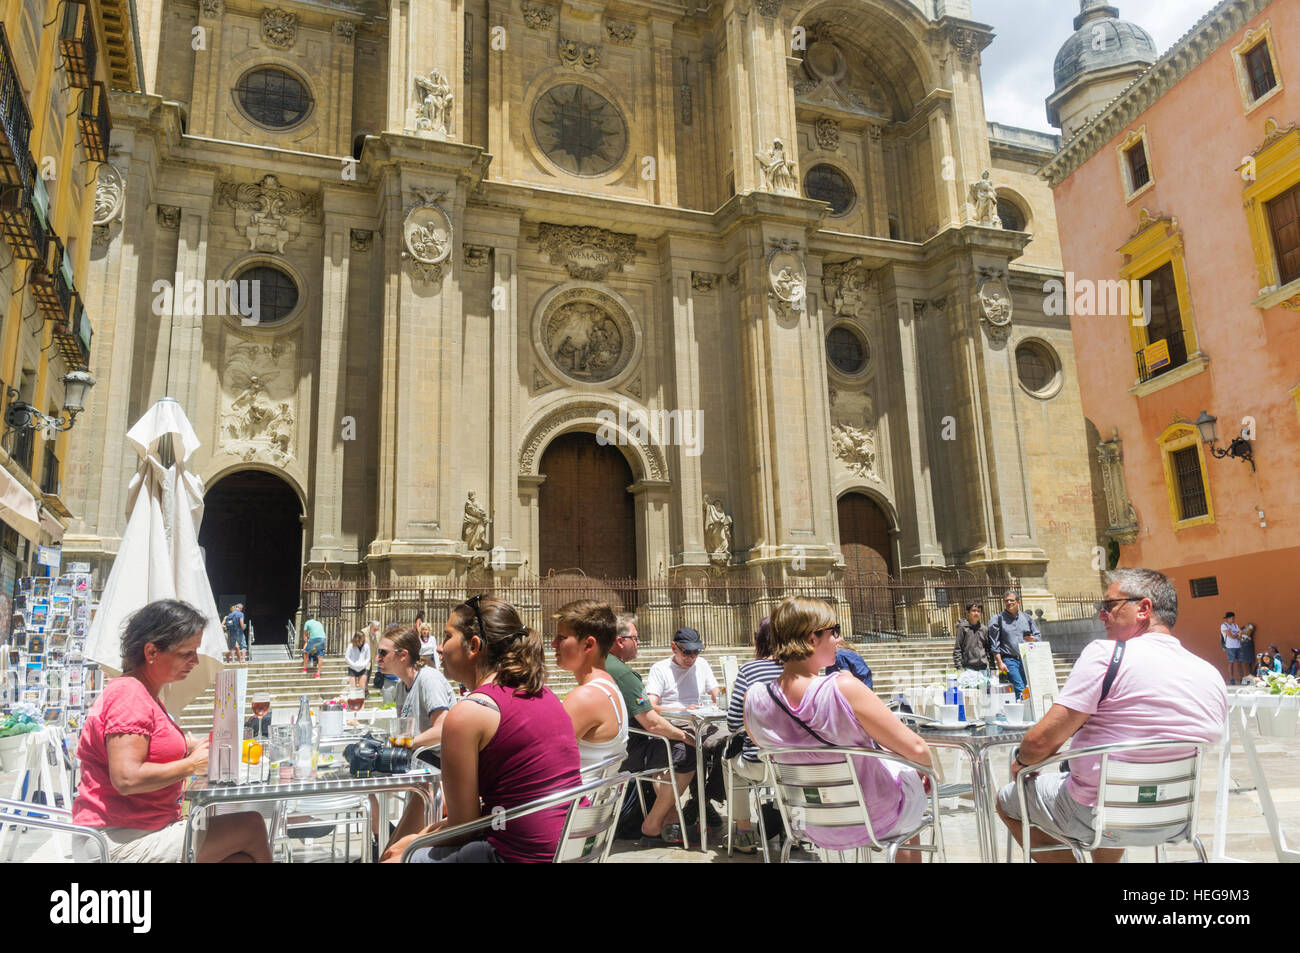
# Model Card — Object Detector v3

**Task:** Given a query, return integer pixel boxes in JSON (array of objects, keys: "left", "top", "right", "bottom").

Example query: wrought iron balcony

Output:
[
  {"left": 53, "top": 294, "right": 92, "bottom": 369},
  {"left": 1135, "top": 329, "right": 1193, "bottom": 384},
  {"left": 30, "top": 234, "right": 73, "bottom": 323},
  {"left": 0, "top": 183, "right": 46, "bottom": 260},
  {"left": 0, "top": 24, "right": 37, "bottom": 191},
  {"left": 78, "top": 82, "right": 111, "bottom": 163},
  {"left": 60, "top": 0, "right": 97, "bottom": 90}
]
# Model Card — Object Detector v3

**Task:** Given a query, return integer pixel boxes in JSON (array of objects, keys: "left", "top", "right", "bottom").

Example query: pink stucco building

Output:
[{"left": 1045, "top": 0, "right": 1300, "bottom": 673}]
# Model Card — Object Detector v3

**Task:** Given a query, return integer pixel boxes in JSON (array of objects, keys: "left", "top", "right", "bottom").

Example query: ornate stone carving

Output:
[
  {"left": 767, "top": 240, "right": 806, "bottom": 313},
  {"left": 755, "top": 138, "right": 798, "bottom": 195},
  {"left": 814, "top": 117, "right": 840, "bottom": 152},
  {"left": 414, "top": 69, "right": 454, "bottom": 136},
  {"left": 92, "top": 164, "right": 125, "bottom": 247},
  {"left": 832, "top": 423, "right": 879, "bottom": 481},
  {"left": 624, "top": 376, "right": 641, "bottom": 399},
  {"left": 261, "top": 8, "right": 297, "bottom": 50},
  {"left": 198, "top": 0, "right": 223, "bottom": 19},
  {"left": 220, "top": 339, "right": 296, "bottom": 464},
  {"left": 1097, "top": 430, "right": 1139, "bottom": 544},
  {"left": 948, "top": 26, "right": 985, "bottom": 64},
  {"left": 465, "top": 17, "right": 473, "bottom": 82},
  {"left": 218, "top": 174, "right": 320, "bottom": 254},
  {"left": 519, "top": 403, "right": 668, "bottom": 480},
  {"left": 1130, "top": 207, "right": 1171, "bottom": 238},
  {"left": 537, "top": 288, "right": 636, "bottom": 384},
  {"left": 156, "top": 205, "right": 180, "bottom": 229},
  {"left": 558, "top": 37, "right": 601, "bottom": 70},
  {"left": 606, "top": 19, "right": 636, "bottom": 44},
  {"left": 970, "top": 170, "right": 1001, "bottom": 227},
  {"left": 537, "top": 223, "right": 640, "bottom": 281},
  {"left": 679, "top": 58, "right": 693, "bottom": 126},
  {"left": 727, "top": 270, "right": 740, "bottom": 289},
  {"left": 704, "top": 497, "right": 733, "bottom": 567},
  {"left": 822, "top": 257, "right": 873, "bottom": 318},
  {"left": 691, "top": 271, "right": 718, "bottom": 293},
  {"left": 464, "top": 244, "right": 491, "bottom": 269},
  {"left": 868, "top": 125, "right": 882, "bottom": 141},
  {"left": 461, "top": 491, "right": 491, "bottom": 553},
  {"left": 403, "top": 190, "right": 453, "bottom": 285},
  {"left": 533, "top": 370, "right": 552, "bottom": 392},
  {"left": 753, "top": 0, "right": 782, "bottom": 18},
  {"left": 521, "top": 0, "right": 556, "bottom": 30},
  {"left": 350, "top": 229, "right": 373, "bottom": 252},
  {"left": 334, "top": 20, "right": 355, "bottom": 43},
  {"left": 977, "top": 269, "right": 1012, "bottom": 327}
]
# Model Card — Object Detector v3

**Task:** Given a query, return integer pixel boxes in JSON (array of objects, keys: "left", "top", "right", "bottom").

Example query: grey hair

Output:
[
  {"left": 1106, "top": 568, "right": 1178, "bottom": 628},
  {"left": 616, "top": 612, "right": 638, "bottom": 639},
  {"left": 1003, "top": 590, "right": 1019, "bottom": 601}
]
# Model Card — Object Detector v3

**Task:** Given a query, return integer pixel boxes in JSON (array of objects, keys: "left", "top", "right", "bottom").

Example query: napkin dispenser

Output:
[{"left": 210, "top": 668, "right": 240, "bottom": 783}]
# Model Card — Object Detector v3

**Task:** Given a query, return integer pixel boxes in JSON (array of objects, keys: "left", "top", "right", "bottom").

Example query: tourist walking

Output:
[{"left": 988, "top": 591, "right": 1038, "bottom": 700}]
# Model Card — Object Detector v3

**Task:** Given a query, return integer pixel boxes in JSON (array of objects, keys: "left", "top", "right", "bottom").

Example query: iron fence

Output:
[{"left": 298, "top": 573, "right": 1022, "bottom": 655}]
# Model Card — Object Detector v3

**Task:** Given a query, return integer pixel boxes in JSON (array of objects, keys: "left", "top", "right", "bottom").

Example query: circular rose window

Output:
[{"left": 531, "top": 84, "right": 629, "bottom": 177}]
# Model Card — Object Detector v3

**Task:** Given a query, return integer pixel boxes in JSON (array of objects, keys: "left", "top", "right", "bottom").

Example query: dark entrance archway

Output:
[
  {"left": 838, "top": 492, "right": 895, "bottom": 634},
  {"left": 538, "top": 432, "right": 638, "bottom": 578},
  {"left": 200, "top": 470, "right": 303, "bottom": 646}
]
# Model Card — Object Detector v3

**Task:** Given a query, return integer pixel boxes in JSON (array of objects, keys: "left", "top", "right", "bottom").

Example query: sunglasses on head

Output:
[{"left": 466, "top": 594, "right": 487, "bottom": 640}]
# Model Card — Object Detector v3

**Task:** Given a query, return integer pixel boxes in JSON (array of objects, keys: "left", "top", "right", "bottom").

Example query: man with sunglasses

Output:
[
  {"left": 995, "top": 569, "right": 1227, "bottom": 862},
  {"left": 988, "top": 591, "right": 1038, "bottom": 699}
]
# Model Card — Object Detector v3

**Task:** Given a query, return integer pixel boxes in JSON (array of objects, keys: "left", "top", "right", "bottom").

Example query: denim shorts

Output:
[
  {"left": 304, "top": 638, "right": 325, "bottom": 659},
  {"left": 1225, "top": 646, "right": 1247, "bottom": 663},
  {"left": 226, "top": 628, "right": 246, "bottom": 651}
]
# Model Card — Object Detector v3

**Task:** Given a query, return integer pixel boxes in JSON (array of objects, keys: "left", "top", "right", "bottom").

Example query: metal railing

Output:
[
  {"left": 299, "top": 573, "right": 1021, "bottom": 655},
  {"left": 0, "top": 24, "right": 36, "bottom": 191},
  {"left": 59, "top": 0, "right": 97, "bottom": 90},
  {"left": 78, "top": 82, "right": 111, "bottom": 163},
  {"left": 0, "top": 183, "right": 45, "bottom": 260},
  {"left": 1135, "top": 329, "right": 1193, "bottom": 384}
]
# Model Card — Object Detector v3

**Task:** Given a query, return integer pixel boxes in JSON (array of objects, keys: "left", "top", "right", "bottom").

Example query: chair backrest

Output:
[
  {"left": 553, "top": 772, "right": 631, "bottom": 863},
  {"left": 721, "top": 656, "right": 739, "bottom": 697},
  {"left": 1094, "top": 744, "right": 1205, "bottom": 834},
  {"left": 759, "top": 746, "right": 897, "bottom": 850},
  {"left": 579, "top": 752, "right": 625, "bottom": 784}
]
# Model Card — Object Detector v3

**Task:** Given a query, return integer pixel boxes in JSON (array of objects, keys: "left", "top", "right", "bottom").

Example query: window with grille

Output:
[
  {"left": 1171, "top": 446, "right": 1208, "bottom": 521},
  {"left": 804, "top": 164, "right": 856, "bottom": 215},
  {"left": 1189, "top": 576, "right": 1219, "bottom": 598},
  {"left": 1266, "top": 180, "right": 1300, "bottom": 286},
  {"left": 1245, "top": 42, "right": 1278, "bottom": 101},
  {"left": 235, "top": 68, "right": 313, "bottom": 128},
  {"left": 998, "top": 199, "right": 1025, "bottom": 232},
  {"left": 1126, "top": 141, "right": 1151, "bottom": 192},
  {"left": 826, "top": 326, "right": 867, "bottom": 375},
  {"left": 236, "top": 265, "right": 298, "bottom": 324},
  {"left": 1015, "top": 342, "right": 1058, "bottom": 396},
  {"left": 1139, "top": 262, "right": 1188, "bottom": 375}
]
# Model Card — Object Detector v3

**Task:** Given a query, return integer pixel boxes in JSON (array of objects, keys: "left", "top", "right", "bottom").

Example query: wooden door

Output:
[
  {"left": 838, "top": 493, "right": 894, "bottom": 635},
  {"left": 538, "top": 432, "right": 638, "bottom": 578}
]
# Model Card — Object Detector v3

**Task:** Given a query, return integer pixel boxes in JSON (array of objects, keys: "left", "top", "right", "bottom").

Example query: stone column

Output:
[
  {"left": 666, "top": 264, "right": 706, "bottom": 566},
  {"left": 486, "top": 0, "right": 514, "bottom": 181},
  {"left": 630, "top": 480, "right": 673, "bottom": 581},
  {"left": 887, "top": 290, "right": 943, "bottom": 567},
  {"left": 720, "top": 0, "right": 799, "bottom": 196},
  {"left": 517, "top": 475, "right": 546, "bottom": 574},
  {"left": 864, "top": 128, "right": 888, "bottom": 237},
  {"left": 190, "top": 2, "right": 224, "bottom": 138},
  {"left": 649, "top": 18, "right": 678, "bottom": 207},
  {"left": 329, "top": 21, "right": 358, "bottom": 155},
  {"left": 386, "top": 0, "right": 409, "bottom": 131},
  {"left": 394, "top": 0, "right": 463, "bottom": 140},
  {"left": 488, "top": 241, "right": 524, "bottom": 568},
  {"left": 165, "top": 207, "right": 210, "bottom": 414}
]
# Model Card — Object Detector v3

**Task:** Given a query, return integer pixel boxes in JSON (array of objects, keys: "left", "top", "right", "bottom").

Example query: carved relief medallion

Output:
[
  {"left": 261, "top": 8, "right": 297, "bottom": 49},
  {"left": 535, "top": 287, "right": 637, "bottom": 385},
  {"left": 767, "top": 241, "right": 806, "bottom": 312},
  {"left": 403, "top": 195, "right": 453, "bottom": 284}
]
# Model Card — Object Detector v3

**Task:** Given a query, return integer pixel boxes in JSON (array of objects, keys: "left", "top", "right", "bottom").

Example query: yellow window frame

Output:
[
  {"left": 1119, "top": 210, "right": 1199, "bottom": 374},
  {"left": 1291, "top": 382, "right": 1300, "bottom": 425},
  {"left": 1232, "top": 21, "right": 1285, "bottom": 114},
  {"left": 1157, "top": 423, "right": 1215, "bottom": 531},
  {"left": 1241, "top": 120, "right": 1300, "bottom": 296},
  {"left": 1116, "top": 126, "right": 1155, "bottom": 203}
]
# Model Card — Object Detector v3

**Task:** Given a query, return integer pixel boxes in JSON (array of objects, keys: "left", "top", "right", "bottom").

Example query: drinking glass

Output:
[
  {"left": 251, "top": 692, "right": 271, "bottom": 718},
  {"left": 346, "top": 689, "right": 364, "bottom": 712},
  {"left": 392, "top": 716, "right": 415, "bottom": 748}
]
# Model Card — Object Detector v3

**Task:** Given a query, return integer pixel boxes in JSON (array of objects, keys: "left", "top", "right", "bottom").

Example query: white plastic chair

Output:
[
  {"left": 759, "top": 745, "right": 945, "bottom": 863},
  {"left": 400, "top": 772, "right": 632, "bottom": 863},
  {"left": 721, "top": 656, "right": 740, "bottom": 698},
  {"left": 0, "top": 796, "right": 109, "bottom": 862},
  {"left": 1013, "top": 740, "right": 1211, "bottom": 863}
]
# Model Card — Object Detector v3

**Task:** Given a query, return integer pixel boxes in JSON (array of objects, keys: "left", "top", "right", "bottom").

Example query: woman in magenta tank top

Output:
[
  {"left": 744, "top": 596, "right": 933, "bottom": 860},
  {"left": 384, "top": 596, "right": 581, "bottom": 863}
]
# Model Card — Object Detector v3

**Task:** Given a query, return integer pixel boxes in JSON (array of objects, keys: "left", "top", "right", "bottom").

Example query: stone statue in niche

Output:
[
  {"left": 755, "top": 138, "right": 798, "bottom": 195},
  {"left": 970, "top": 170, "right": 1001, "bottom": 227},
  {"left": 414, "top": 69, "right": 454, "bottom": 135},
  {"left": 461, "top": 491, "right": 491, "bottom": 553},
  {"left": 704, "top": 497, "right": 733, "bottom": 567},
  {"left": 547, "top": 302, "right": 624, "bottom": 380}
]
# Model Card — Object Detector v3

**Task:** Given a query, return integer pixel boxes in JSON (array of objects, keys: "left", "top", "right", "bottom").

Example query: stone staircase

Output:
[{"left": 175, "top": 639, "right": 1080, "bottom": 733}]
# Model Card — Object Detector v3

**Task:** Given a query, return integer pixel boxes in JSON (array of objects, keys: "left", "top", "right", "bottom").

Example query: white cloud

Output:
[{"left": 973, "top": 0, "right": 1217, "bottom": 133}]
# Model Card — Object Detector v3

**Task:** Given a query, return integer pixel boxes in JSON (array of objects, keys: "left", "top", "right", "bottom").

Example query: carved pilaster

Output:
[{"left": 1098, "top": 431, "right": 1140, "bottom": 544}]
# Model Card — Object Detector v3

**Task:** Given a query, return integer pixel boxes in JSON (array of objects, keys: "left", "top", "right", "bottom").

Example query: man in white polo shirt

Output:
[
  {"left": 646, "top": 627, "right": 719, "bottom": 710},
  {"left": 996, "top": 568, "right": 1227, "bottom": 862}
]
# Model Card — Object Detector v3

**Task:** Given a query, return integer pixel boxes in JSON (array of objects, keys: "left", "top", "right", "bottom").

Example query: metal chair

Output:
[
  {"left": 400, "top": 772, "right": 632, "bottom": 863},
  {"left": 580, "top": 752, "right": 626, "bottom": 784},
  {"left": 758, "top": 745, "right": 945, "bottom": 863},
  {"left": 272, "top": 795, "right": 372, "bottom": 862},
  {"left": 1013, "top": 740, "right": 1211, "bottom": 863},
  {"left": 626, "top": 726, "right": 691, "bottom": 848},
  {"left": 722, "top": 726, "right": 772, "bottom": 861},
  {"left": 0, "top": 796, "right": 109, "bottom": 862}
]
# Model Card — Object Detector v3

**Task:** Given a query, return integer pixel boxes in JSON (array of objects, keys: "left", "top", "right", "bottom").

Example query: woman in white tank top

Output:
[{"left": 552, "top": 602, "right": 629, "bottom": 781}]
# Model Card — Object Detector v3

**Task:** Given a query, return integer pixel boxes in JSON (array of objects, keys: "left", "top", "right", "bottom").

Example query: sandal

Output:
[
  {"left": 653, "top": 824, "right": 685, "bottom": 845},
  {"left": 732, "top": 829, "right": 760, "bottom": 854}
]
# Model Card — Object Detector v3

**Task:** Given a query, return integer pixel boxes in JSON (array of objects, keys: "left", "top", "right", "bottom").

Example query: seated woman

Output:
[
  {"left": 72, "top": 600, "right": 272, "bottom": 863},
  {"left": 744, "top": 596, "right": 932, "bottom": 862},
  {"left": 552, "top": 600, "right": 627, "bottom": 781},
  {"left": 725, "top": 617, "right": 782, "bottom": 854},
  {"left": 344, "top": 632, "right": 371, "bottom": 692},
  {"left": 383, "top": 596, "right": 582, "bottom": 863},
  {"left": 378, "top": 624, "right": 457, "bottom": 846}
]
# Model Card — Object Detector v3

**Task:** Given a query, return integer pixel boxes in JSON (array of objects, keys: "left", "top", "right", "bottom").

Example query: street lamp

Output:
[
  {"left": 1194, "top": 410, "right": 1255, "bottom": 472},
  {"left": 1, "top": 371, "right": 96, "bottom": 450}
]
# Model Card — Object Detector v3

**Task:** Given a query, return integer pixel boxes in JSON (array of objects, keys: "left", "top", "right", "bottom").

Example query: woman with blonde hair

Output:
[
  {"left": 383, "top": 596, "right": 581, "bottom": 863},
  {"left": 743, "top": 595, "right": 932, "bottom": 861}
]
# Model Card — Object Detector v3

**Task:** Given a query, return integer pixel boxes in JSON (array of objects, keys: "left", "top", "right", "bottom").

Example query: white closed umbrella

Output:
[{"left": 86, "top": 398, "right": 225, "bottom": 712}]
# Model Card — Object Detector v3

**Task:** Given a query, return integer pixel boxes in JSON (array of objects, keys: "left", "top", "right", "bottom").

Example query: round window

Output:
[
  {"left": 827, "top": 326, "right": 868, "bottom": 375},
  {"left": 804, "top": 164, "right": 856, "bottom": 215},
  {"left": 1016, "top": 341, "right": 1060, "bottom": 397},
  {"left": 235, "top": 68, "right": 313, "bottom": 128},
  {"left": 237, "top": 265, "right": 299, "bottom": 325},
  {"left": 531, "top": 84, "right": 629, "bottom": 177}
]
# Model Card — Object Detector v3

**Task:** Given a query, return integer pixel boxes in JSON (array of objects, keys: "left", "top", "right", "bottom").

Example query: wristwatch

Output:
[{"left": 1014, "top": 749, "right": 1029, "bottom": 768}]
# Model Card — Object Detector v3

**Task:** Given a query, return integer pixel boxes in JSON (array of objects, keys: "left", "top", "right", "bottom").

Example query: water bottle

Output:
[
  {"left": 946, "top": 675, "right": 958, "bottom": 706},
  {"left": 294, "top": 694, "right": 313, "bottom": 779}
]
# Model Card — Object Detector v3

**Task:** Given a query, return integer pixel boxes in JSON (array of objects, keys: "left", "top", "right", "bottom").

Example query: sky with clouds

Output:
[{"left": 973, "top": 0, "right": 1217, "bottom": 134}]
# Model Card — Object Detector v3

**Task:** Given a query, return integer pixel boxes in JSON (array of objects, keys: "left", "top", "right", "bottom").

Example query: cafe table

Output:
[
  {"left": 182, "top": 768, "right": 440, "bottom": 863},
  {"left": 1211, "top": 691, "right": 1300, "bottom": 863},
  {"left": 918, "top": 721, "right": 1031, "bottom": 863},
  {"left": 661, "top": 706, "right": 728, "bottom": 852}
]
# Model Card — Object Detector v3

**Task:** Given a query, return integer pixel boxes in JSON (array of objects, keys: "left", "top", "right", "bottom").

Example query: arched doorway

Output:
[
  {"left": 538, "top": 432, "right": 637, "bottom": 579},
  {"left": 838, "top": 492, "right": 895, "bottom": 635},
  {"left": 200, "top": 470, "right": 303, "bottom": 646}
]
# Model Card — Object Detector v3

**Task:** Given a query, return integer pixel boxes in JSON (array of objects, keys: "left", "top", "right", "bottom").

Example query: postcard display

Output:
[{"left": 2, "top": 574, "right": 101, "bottom": 742}]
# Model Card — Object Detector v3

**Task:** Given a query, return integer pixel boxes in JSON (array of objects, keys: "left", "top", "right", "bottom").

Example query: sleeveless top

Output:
[
  {"left": 474, "top": 683, "right": 582, "bottom": 862},
  {"left": 576, "top": 675, "right": 628, "bottom": 781},
  {"left": 743, "top": 674, "right": 908, "bottom": 848}
]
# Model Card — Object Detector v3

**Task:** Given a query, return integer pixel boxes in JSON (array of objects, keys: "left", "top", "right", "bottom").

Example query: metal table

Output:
[
  {"left": 1212, "top": 692, "right": 1300, "bottom": 863},
  {"left": 662, "top": 707, "right": 727, "bottom": 852},
  {"left": 919, "top": 722, "right": 1029, "bottom": 863},
  {"left": 182, "top": 769, "right": 440, "bottom": 863}
]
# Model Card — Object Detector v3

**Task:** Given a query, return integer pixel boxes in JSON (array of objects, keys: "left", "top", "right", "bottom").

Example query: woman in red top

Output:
[
  {"left": 383, "top": 595, "right": 582, "bottom": 862},
  {"left": 72, "top": 600, "right": 272, "bottom": 862}
]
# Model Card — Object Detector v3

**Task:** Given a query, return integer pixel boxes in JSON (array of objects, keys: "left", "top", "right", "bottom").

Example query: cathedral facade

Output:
[{"left": 63, "top": 0, "right": 1109, "bottom": 627}]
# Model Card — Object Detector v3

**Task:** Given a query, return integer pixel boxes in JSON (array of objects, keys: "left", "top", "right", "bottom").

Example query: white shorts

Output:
[
  {"left": 998, "top": 770, "right": 1189, "bottom": 849},
  {"left": 100, "top": 819, "right": 196, "bottom": 863}
]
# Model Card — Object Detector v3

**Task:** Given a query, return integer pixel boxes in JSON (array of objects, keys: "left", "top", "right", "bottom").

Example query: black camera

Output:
[{"left": 344, "top": 734, "right": 410, "bottom": 776}]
